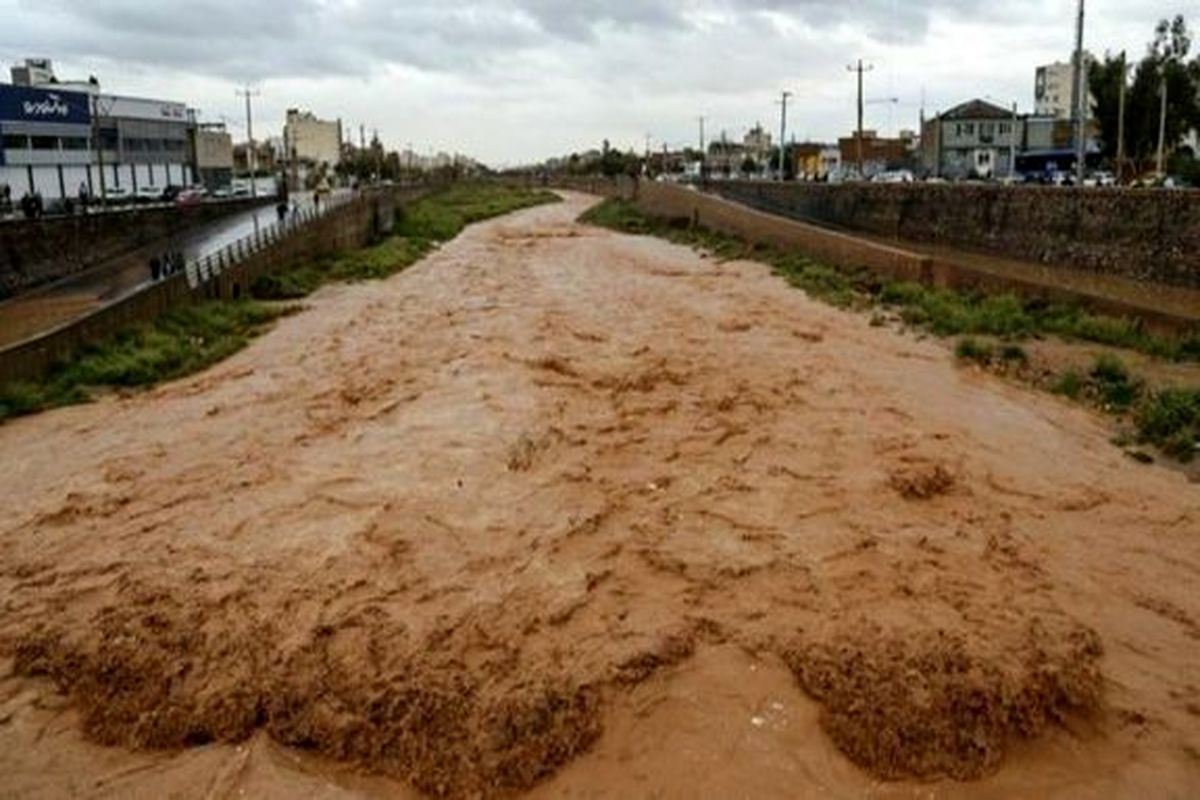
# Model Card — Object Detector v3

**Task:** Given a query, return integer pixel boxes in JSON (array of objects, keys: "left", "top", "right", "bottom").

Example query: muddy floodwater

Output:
[{"left": 0, "top": 192, "right": 1197, "bottom": 798}]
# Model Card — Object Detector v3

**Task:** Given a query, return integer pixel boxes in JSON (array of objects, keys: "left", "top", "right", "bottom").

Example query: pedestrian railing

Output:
[{"left": 183, "top": 192, "right": 357, "bottom": 290}]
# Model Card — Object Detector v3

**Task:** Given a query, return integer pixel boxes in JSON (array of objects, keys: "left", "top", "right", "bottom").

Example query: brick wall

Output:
[{"left": 713, "top": 182, "right": 1200, "bottom": 289}]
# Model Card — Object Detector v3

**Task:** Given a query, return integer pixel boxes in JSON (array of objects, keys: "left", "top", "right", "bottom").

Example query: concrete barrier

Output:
[
  {"left": 631, "top": 181, "right": 934, "bottom": 283},
  {"left": 714, "top": 181, "right": 1200, "bottom": 290},
  {"left": 582, "top": 179, "right": 1197, "bottom": 335},
  {"left": 0, "top": 187, "right": 421, "bottom": 386},
  {"left": 0, "top": 196, "right": 277, "bottom": 299}
]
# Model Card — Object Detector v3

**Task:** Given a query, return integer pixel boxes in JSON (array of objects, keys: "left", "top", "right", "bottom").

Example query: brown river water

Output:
[{"left": 0, "top": 192, "right": 1196, "bottom": 798}]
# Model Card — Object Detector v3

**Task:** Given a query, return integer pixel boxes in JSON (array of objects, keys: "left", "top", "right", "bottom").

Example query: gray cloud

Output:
[
  {"left": 5, "top": 0, "right": 1004, "bottom": 80},
  {"left": 0, "top": 0, "right": 1184, "bottom": 164}
]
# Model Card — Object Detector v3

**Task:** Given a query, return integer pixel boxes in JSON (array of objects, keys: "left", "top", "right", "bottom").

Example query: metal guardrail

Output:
[{"left": 183, "top": 192, "right": 356, "bottom": 290}]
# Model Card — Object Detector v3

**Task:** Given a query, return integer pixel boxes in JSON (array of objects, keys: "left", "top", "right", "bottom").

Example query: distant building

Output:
[
  {"left": 837, "top": 129, "right": 914, "bottom": 177},
  {"left": 1, "top": 57, "right": 196, "bottom": 201},
  {"left": 194, "top": 124, "right": 233, "bottom": 189},
  {"left": 283, "top": 109, "right": 341, "bottom": 167},
  {"left": 921, "top": 99, "right": 1021, "bottom": 179},
  {"left": 1035, "top": 59, "right": 1095, "bottom": 119},
  {"left": 743, "top": 124, "right": 772, "bottom": 161},
  {"left": 791, "top": 142, "right": 841, "bottom": 180}
]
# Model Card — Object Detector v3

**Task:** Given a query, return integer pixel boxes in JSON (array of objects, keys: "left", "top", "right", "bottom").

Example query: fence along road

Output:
[{"left": 0, "top": 191, "right": 347, "bottom": 349}]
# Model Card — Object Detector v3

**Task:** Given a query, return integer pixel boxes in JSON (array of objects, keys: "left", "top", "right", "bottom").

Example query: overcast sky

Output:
[{"left": 0, "top": 1, "right": 1190, "bottom": 166}]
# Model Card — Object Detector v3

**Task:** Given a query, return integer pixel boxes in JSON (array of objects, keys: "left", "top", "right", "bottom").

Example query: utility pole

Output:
[
  {"left": 236, "top": 86, "right": 261, "bottom": 197},
  {"left": 1156, "top": 71, "right": 1168, "bottom": 176},
  {"left": 373, "top": 128, "right": 382, "bottom": 182},
  {"left": 698, "top": 116, "right": 706, "bottom": 155},
  {"left": 1071, "top": 0, "right": 1086, "bottom": 186},
  {"left": 847, "top": 59, "right": 874, "bottom": 178},
  {"left": 778, "top": 90, "right": 792, "bottom": 181},
  {"left": 1116, "top": 50, "right": 1127, "bottom": 183},
  {"left": 1010, "top": 102, "right": 1018, "bottom": 180},
  {"left": 90, "top": 93, "right": 109, "bottom": 208}
]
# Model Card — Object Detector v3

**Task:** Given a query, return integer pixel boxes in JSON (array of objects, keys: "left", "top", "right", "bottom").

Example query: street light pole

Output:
[
  {"left": 90, "top": 93, "right": 109, "bottom": 208},
  {"left": 778, "top": 90, "right": 791, "bottom": 181},
  {"left": 1072, "top": 0, "right": 1086, "bottom": 186},
  {"left": 236, "top": 86, "right": 261, "bottom": 198},
  {"left": 1156, "top": 72, "right": 1168, "bottom": 176},
  {"left": 847, "top": 60, "right": 874, "bottom": 178},
  {"left": 1010, "top": 102, "right": 1017, "bottom": 180}
]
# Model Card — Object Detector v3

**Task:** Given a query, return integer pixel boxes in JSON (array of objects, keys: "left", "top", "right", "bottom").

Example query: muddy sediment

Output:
[{"left": 0, "top": 193, "right": 1197, "bottom": 797}]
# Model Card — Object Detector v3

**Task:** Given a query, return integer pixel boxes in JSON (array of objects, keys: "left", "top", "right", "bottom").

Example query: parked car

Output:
[
  {"left": 1082, "top": 171, "right": 1116, "bottom": 187},
  {"left": 175, "top": 188, "right": 205, "bottom": 206},
  {"left": 102, "top": 186, "right": 133, "bottom": 205},
  {"left": 871, "top": 169, "right": 914, "bottom": 184},
  {"left": 135, "top": 185, "right": 165, "bottom": 203},
  {"left": 210, "top": 186, "right": 234, "bottom": 199}
]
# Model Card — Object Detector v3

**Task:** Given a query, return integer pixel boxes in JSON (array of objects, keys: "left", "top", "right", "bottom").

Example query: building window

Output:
[
  {"left": 61, "top": 137, "right": 89, "bottom": 151},
  {"left": 31, "top": 136, "right": 58, "bottom": 150},
  {"left": 2, "top": 134, "right": 29, "bottom": 150},
  {"left": 999, "top": 123, "right": 1012, "bottom": 135}
]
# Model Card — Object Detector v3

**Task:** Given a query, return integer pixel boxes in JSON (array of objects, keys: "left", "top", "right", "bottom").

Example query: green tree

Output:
[{"left": 1089, "top": 15, "right": 1200, "bottom": 174}]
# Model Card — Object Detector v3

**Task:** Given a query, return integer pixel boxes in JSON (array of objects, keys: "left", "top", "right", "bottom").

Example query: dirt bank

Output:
[{"left": 0, "top": 192, "right": 1197, "bottom": 797}]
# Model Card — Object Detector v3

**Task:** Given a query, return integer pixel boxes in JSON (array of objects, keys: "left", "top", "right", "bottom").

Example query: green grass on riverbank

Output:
[
  {"left": 0, "top": 300, "right": 290, "bottom": 422},
  {"left": 252, "top": 184, "right": 560, "bottom": 299},
  {"left": 580, "top": 198, "right": 1200, "bottom": 361},
  {"left": 580, "top": 197, "right": 1200, "bottom": 461},
  {"left": 0, "top": 184, "right": 560, "bottom": 424}
]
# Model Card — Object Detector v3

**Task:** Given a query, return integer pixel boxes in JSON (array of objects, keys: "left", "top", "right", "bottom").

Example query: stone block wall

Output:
[{"left": 713, "top": 182, "right": 1200, "bottom": 289}]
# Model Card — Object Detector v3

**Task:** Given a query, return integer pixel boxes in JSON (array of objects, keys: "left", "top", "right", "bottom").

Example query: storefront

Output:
[
  {"left": 0, "top": 83, "right": 197, "bottom": 202},
  {"left": 0, "top": 83, "right": 92, "bottom": 201}
]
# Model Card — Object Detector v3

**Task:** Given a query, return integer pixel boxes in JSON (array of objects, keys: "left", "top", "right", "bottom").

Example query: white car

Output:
[
  {"left": 871, "top": 170, "right": 914, "bottom": 184},
  {"left": 135, "top": 185, "right": 164, "bottom": 203},
  {"left": 102, "top": 186, "right": 133, "bottom": 204}
]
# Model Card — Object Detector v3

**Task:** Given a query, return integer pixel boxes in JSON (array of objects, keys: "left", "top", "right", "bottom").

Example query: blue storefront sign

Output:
[{"left": 0, "top": 83, "right": 91, "bottom": 125}]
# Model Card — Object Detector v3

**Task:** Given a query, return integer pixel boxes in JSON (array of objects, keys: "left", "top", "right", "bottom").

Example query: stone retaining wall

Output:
[
  {"left": 0, "top": 197, "right": 275, "bottom": 299},
  {"left": 713, "top": 182, "right": 1200, "bottom": 289},
  {"left": 0, "top": 188, "right": 412, "bottom": 386}
]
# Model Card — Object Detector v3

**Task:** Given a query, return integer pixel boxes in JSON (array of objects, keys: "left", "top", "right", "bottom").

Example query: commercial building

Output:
[
  {"left": 0, "top": 58, "right": 197, "bottom": 202},
  {"left": 283, "top": 109, "right": 341, "bottom": 167}
]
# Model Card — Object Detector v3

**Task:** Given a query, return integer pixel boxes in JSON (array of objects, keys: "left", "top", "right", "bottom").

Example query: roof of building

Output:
[{"left": 939, "top": 98, "right": 1012, "bottom": 121}]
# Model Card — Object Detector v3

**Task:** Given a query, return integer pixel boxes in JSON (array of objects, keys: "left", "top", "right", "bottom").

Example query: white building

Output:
[
  {"left": 1, "top": 58, "right": 196, "bottom": 202},
  {"left": 283, "top": 109, "right": 341, "bottom": 167},
  {"left": 1035, "top": 59, "right": 1095, "bottom": 119}
]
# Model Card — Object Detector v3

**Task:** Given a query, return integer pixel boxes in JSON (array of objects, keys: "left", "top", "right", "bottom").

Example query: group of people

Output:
[
  {"left": 0, "top": 185, "right": 47, "bottom": 220},
  {"left": 149, "top": 251, "right": 186, "bottom": 281}
]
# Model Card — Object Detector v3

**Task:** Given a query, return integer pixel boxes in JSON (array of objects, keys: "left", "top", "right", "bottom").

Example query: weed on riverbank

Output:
[
  {"left": 0, "top": 300, "right": 291, "bottom": 422},
  {"left": 581, "top": 197, "right": 1200, "bottom": 462},
  {"left": 1, "top": 184, "right": 559, "bottom": 423},
  {"left": 253, "top": 184, "right": 559, "bottom": 299}
]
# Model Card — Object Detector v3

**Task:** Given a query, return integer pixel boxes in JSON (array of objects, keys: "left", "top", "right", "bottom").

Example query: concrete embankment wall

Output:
[
  {"left": 712, "top": 182, "right": 1200, "bottom": 290},
  {"left": 0, "top": 188, "right": 414, "bottom": 386},
  {"left": 559, "top": 177, "right": 1195, "bottom": 334},
  {"left": 0, "top": 197, "right": 276, "bottom": 299}
]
